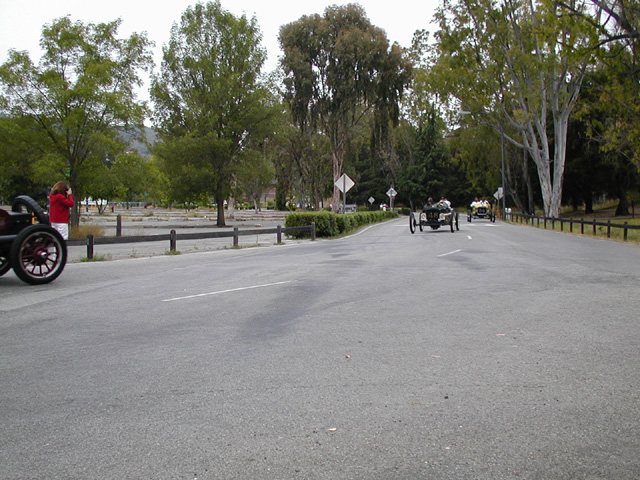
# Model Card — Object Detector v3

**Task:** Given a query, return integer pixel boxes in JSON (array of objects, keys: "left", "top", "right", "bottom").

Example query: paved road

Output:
[{"left": 1, "top": 218, "right": 639, "bottom": 479}]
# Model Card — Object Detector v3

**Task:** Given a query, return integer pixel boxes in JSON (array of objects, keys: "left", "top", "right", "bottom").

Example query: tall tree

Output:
[
  {"left": 432, "top": 0, "right": 601, "bottom": 217},
  {"left": 0, "top": 16, "right": 153, "bottom": 224},
  {"left": 151, "top": 1, "right": 272, "bottom": 226},
  {"left": 279, "top": 3, "right": 412, "bottom": 212}
]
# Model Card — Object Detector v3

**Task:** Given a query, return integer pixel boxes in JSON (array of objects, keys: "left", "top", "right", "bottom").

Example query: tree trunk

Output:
[
  {"left": 331, "top": 147, "right": 344, "bottom": 213},
  {"left": 521, "top": 124, "right": 557, "bottom": 217},
  {"left": 549, "top": 117, "right": 569, "bottom": 218},
  {"left": 216, "top": 194, "right": 226, "bottom": 227},
  {"left": 523, "top": 150, "right": 535, "bottom": 214},
  {"left": 504, "top": 149, "right": 527, "bottom": 214},
  {"left": 615, "top": 193, "right": 629, "bottom": 216},
  {"left": 227, "top": 196, "right": 235, "bottom": 218},
  {"left": 584, "top": 191, "right": 594, "bottom": 214}
]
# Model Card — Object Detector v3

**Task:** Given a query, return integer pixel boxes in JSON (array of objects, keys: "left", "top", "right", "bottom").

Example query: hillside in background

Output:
[{"left": 123, "top": 127, "right": 157, "bottom": 158}]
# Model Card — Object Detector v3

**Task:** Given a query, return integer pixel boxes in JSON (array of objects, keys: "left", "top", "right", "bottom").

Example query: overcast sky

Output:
[{"left": 1, "top": 0, "right": 440, "bottom": 98}]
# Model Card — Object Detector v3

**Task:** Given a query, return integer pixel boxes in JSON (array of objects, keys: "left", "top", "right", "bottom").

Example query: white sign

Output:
[
  {"left": 494, "top": 187, "right": 503, "bottom": 200},
  {"left": 335, "top": 173, "right": 355, "bottom": 193},
  {"left": 368, "top": 197, "right": 375, "bottom": 205},
  {"left": 386, "top": 187, "right": 397, "bottom": 198}
]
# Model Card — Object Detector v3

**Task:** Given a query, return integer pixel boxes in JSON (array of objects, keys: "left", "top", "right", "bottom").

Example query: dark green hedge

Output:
[{"left": 284, "top": 210, "right": 398, "bottom": 238}]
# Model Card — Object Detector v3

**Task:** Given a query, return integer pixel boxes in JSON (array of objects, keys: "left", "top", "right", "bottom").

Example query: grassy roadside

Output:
[{"left": 503, "top": 202, "right": 640, "bottom": 245}]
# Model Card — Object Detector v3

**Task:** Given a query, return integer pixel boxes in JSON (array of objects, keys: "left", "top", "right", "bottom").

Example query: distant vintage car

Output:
[
  {"left": 0, "top": 196, "right": 67, "bottom": 284},
  {"left": 467, "top": 200, "right": 496, "bottom": 222},
  {"left": 409, "top": 201, "right": 459, "bottom": 233}
]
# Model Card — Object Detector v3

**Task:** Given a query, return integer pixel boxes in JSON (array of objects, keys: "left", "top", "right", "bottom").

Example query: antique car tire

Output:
[
  {"left": 419, "top": 213, "right": 425, "bottom": 232},
  {"left": 450, "top": 215, "right": 455, "bottom": 232},
  {"left": 12, "top": 195, "right": 49, "bottom": 224},
  {"left": 467, "top": 211, "right": 472, "bottom": 222},
  {"left": 10, "top": 224, "right": 67, "bottom": 285},
  {"left": 409, "top": 212, "right": 416, "bottom": 234},
  {"left": 456, "top": 212, "right": 460, "bottom": 231}
]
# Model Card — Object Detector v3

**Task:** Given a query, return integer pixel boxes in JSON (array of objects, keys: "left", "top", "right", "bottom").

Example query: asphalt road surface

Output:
[{"left": 1, "top": 217, "right": 639, "bottom": 479}]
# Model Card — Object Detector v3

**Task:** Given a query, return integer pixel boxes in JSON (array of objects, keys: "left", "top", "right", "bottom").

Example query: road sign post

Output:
[
  {"left": 386, "top": 187, "right": 397, "bottom": 211},
  {"left": 335, "top": 174, "right": 355, "bottom": 212}
]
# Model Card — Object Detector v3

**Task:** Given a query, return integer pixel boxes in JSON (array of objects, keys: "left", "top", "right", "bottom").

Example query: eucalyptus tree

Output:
[
  {"left": 573, "top": 0, "right": 640, "bottom": 167},
  {"left": 432, "top": 0, "right": 601, "bottom": 217},
  {"left": 151, "top": 1, "right": 272, "bottom": 226},
  {"left": 0, "top": 16, "right": 153, "bottom": 223},
  {"left": 279, "top": 3, "right": 412, "bottom": 212}
]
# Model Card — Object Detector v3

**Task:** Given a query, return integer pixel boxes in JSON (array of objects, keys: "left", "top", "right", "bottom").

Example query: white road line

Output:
[
  {"left": 467, "top": 236, "right": 473, "bottom": 240},
  {"left": 163, "top": 280, "right": 292, "bottom": 302},
  {"left": 340, "top": 224, "right": 377, "bottom": 238},
  {"left": 437, "top": 249, "right": 462, "bottom": 257}
]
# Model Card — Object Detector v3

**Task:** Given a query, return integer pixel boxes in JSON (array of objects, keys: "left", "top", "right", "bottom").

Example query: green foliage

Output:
[
  {"left": 286, "top": 212, "right": 338, "bottom": 237},
  {"left": 0, "top": 116, "right": 51, "bottom": 204},
  {"left": 151, "top": 0, "right": 272, "bottom": 226},
  {"left": 235, "top": 147, "right": 275, "bottom": 210},
  {"left": 431, "top": 0, "right": 600, "bottom": 217},
  {"left": 279, "top": 4, "right": 412, "bottom": 211},
  {"left": 285, "top": 210, "right": 397, "bottom": 238},
  {"left": 0, "top": 16, "right": 153, "bottom": 222},
  {"left": 392, "top": 106, "right": 471, "bottom": 209}
]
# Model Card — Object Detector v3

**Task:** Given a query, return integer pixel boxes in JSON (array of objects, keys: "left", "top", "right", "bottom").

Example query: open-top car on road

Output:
[
  {"left": 467, "top": 199, "right": 496, "bottom": 222},
  {"left": 410, "top": 200, "right": 459, "bottom": 234},
  {"left": 0, "top": 196, "right": 67, "bottom": 284}
]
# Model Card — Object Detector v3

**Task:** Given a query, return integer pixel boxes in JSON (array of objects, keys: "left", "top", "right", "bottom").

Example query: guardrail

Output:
[
  {"left": 67, "top": 223, "right": 316, "bottom": 259},
  {"left": 506, "top": 212, "right": 640, "bottom": 242}
]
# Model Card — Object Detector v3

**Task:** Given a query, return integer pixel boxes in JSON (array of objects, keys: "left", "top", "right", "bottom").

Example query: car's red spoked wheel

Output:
[
  {"left": 10, "top": 225, "right": 67, "bottom": 285},
  {"left": 0, "top": 255, "right": 10, "bottom": 277}
]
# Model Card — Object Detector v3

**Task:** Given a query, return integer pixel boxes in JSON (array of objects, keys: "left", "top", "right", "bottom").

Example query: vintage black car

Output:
[
  {"left": 409, "top": 202, "right": 459, "bottom": 233},
  {"left": 0, "top": 196, "right": 67, "bottom": 284},
  {"left": 467, "top": 200, "right": 496, "bottom": 222}
]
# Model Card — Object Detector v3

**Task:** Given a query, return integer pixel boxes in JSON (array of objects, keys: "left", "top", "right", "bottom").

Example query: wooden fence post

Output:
[
  {"left": 233, "top": 227, "right": 239, "bottom": 247},
  {"left": 593, "top": 219, "right": 597, "bottom": 235},
  {"left": 116, "top": 214, "right": 122, "bottom": 237},
  {"left": 170, "top": 229, "right": 177, "bottom": 252},
  {"left": 607, "top": 220, "right": 611, "bottom": 238},
  {"left": 277, "top": 225, "right": 282, "bottom": 244},
  {"left": 86, "top": 234, "right": 94, "bottom": 259},
  {"left": 581, "top": 219, "right": 584, "bottom": 235},
  {"left": 311, "top": 222, "right": 316, "bottom": 241},
  {"left": 624, "top": 222, "right": 628, "bottom": 241}
]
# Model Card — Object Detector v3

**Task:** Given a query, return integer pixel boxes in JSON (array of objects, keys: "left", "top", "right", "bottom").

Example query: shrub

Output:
[
  {"left": 285, "top": 210, "right": 398, "bottom": 238},
  {"left": 70, "top": 224, "right": 105, "bottom": 239}
]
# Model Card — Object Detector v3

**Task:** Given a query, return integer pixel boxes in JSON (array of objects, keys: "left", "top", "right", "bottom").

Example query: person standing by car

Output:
[{"left": 49, "top": 181, "right": 74, "bottom": 240}]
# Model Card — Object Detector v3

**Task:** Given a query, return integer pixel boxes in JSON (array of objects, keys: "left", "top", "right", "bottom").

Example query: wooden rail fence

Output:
[
  {"left": 506, "top": 213, "right": 639, "bottom": 241},
  {"left": 67, "top": 223, "right": 316, "bottom": 259}
]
